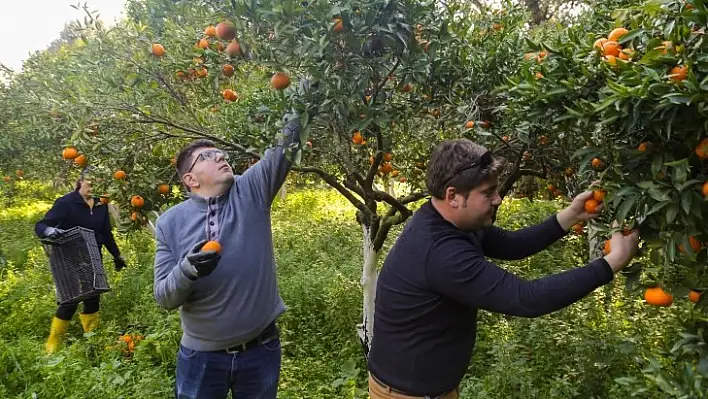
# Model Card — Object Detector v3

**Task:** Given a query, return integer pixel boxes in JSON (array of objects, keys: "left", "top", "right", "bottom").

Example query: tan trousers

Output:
[{"left": 368, "top": 374, "right": 459, "bottom": 399}]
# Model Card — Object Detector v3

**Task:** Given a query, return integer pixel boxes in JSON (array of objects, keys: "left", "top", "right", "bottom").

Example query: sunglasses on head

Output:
[{"left": 444, "top": 151, "right": 494, "bottom": 186}]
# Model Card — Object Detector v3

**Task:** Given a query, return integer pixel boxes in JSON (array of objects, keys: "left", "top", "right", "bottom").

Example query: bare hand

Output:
[{"left": 604, "top": 224, "right": 640, "bottom": 273}]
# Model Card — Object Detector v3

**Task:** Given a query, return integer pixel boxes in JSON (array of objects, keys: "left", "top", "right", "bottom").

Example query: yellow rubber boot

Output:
[
  {"left": 79, "top": 312, "right": 99, "bottom": 333},
  {"left": 45, "top": 317, "right": 70, "bottom": 354}
]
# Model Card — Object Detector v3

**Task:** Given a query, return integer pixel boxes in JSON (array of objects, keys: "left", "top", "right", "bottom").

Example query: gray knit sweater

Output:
[{"left": 153, "top": 122, "right": 299, "bottom": 351}]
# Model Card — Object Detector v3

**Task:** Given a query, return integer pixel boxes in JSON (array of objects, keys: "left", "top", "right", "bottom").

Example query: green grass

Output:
[{"left": 0, "top": 182, "right": 691, "bottom": 398}]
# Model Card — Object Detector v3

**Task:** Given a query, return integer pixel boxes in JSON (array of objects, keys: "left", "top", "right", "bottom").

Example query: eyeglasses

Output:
[
  {"left": 444, "top": 151, "right": 495, "bottom": 186},
  {"left": 185, "top": 149, "right": 230, "bottom": 175}
]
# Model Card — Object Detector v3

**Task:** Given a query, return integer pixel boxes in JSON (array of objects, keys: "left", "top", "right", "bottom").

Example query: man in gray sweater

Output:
[{"left": 153, "top": 115, "right": 301, "bottom": 399}]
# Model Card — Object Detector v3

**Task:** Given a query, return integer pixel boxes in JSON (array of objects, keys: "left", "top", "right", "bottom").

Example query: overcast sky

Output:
[{"left": 0, "top": 0, "right": 127, "bottom": 72}]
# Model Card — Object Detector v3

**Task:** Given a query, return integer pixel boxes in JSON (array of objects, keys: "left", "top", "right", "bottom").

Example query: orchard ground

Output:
[{"left": 0, "top": 180, "right": 691, "bottom": 398}]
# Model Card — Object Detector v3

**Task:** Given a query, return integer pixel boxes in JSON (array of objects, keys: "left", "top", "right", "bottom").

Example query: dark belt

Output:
[{"left": 223, "top": 321, "right": 278, "bottom": 354}]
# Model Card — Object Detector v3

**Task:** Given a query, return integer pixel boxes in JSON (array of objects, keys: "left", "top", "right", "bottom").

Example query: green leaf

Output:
[
  {"left": 681, "top": 190, "right": 693, "bottom": 215},
  {"left": 615, "top": 186, "right": 637, "bottom": 197},
  {"left": 666, "top": 204, "right": 678, "bottom": 224},
  {"left": 618, "top": 29, "right": 645, "bottom": 44},
  {"left": 651, "top": 153, "right": 664, "bottom": 176},
  {"left": 617, "top": 196, "right": 636, "bottom": 222},
  {"left": 647, "top": 187, "right": 669, "bottom": 201},
  {"left": 647, "top": 200, "right": 671, "bottom": 216},
  {"left": 594, "top": 95, "right": 620, "bottom": 112}
]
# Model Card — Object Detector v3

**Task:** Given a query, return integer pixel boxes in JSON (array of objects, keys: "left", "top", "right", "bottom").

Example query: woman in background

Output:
[{"left": 35, "top": 173, "right": 126, "bottom": 353}]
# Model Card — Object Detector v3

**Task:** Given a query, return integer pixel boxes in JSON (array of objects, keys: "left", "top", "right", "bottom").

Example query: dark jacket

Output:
[
  {"left": 368, "top": 200, "right": 614, "bottom": 396},
  {"left": 35, "top": 191, "right": 121, "bottom": 259}
]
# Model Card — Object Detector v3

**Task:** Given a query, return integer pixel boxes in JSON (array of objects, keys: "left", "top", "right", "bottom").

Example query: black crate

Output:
[{"left": 41, "top": 227, "right": 111, "bottom": 304}]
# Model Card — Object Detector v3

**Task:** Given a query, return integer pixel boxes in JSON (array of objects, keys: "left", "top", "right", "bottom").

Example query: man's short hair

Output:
[
  {"left": 426, "top": 139, "right": 504, "bottom": 199},
  {"left": 176, "top": 139, "right": 217, "bottom": 178}
]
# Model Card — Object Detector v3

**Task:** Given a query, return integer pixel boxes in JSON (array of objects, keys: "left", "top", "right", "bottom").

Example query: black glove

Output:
[
  {"left": 180, "top": 240, "right": 221, "bottom": 279},
  {"left": 44, "top": 227, "right": 66, "bottom": 240},
  {"left": 43, "top": 227, "right": 66, "bottom": 239},
  {"left": 114, "top": 256, "right": 127, "bottom": 272}
]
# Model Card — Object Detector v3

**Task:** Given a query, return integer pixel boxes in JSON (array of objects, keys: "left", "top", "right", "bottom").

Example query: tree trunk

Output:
[
  {"left": 525, "top": 0, "right": 548, "bottom": 25},
  {"left": 108, "top": 204, "right": 120, "bottom": 227},
  {"left": 279, "top": 184, "right": 287, "bottom": 201},
  {"left": 146, "top": 219, "right": 156, "bottom": 236},
  {"left": 357, "top": 223, "right": 380, "bottom": 358},
  {"left": 385, "top": 178, "right": 395, "bottom": 197},
  {"left": 587, "top": 223, "right": 603, "bottom": 260}
]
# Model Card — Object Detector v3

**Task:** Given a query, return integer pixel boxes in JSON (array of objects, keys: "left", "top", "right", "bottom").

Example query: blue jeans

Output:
[{"left": 175, "top": 338, "right": 281, "bottom": 399}]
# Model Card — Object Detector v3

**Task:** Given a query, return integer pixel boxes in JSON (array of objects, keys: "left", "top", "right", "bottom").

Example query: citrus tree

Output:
[
  {"left": 494, "top": 0, "right": 708, "bottom": 393},
  {"left": 0, "top": 0, "right": 584, "bottom": 353}
]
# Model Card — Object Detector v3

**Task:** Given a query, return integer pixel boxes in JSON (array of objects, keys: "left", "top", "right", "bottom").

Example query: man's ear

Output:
[
  {"left": 445, "top": 187, "right": 459, "bottom": 208},
  {"left": 182, "top": 173, "right": 199, "bottom": 190}
]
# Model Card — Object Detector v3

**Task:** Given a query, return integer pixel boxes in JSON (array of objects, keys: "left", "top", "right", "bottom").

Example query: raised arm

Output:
[
  {"left": 427, "top": 235, "right": 614, "bottom": 318},
  {"left": 479, "top": 215, "right": 567, "bottom": 260},
  {"left": 153, "top": 223, "right": 196, "bottom": 310},
  {"left": 481, "top": 190, "right": 603, "bottom": 260},
  {"left": 238, "top": 116, "right": 301, "bottom": 206}
]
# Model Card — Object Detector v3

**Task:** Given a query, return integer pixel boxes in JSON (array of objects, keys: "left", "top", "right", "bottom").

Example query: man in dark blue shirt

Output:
[{"left": 367, "top": 139, "right": 639, "bottom": 398}]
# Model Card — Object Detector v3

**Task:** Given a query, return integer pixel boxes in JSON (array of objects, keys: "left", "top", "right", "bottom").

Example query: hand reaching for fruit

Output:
[{"left": 556, "top": 189, "right": 605, "bottom": 230}]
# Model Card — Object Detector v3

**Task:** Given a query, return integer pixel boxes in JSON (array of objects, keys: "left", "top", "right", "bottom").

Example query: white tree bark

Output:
[
  {"left": 279, "top": 184, "right": 287, "bottom": 201},
  {"left": 358, "top": 224, "right": 380, "bottom": 353},
  {"left": 386, "top": 178, "right": 396, "bottom": 197}
]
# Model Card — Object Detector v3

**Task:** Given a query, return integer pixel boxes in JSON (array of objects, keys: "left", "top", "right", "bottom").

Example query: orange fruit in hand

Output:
[
  {"left": 603, "top": 239, "right": 611, "bottom": 255},
  {"left": 689, "top": 290, "right": 702, "bottom": 303},
  {"left": 592, "top": 189, "right": 606, "bottom": 202},
  {"left": 584, "top": 198, "right": 600, "bottom": 213},
  {"left": 202, "top": 241, "right": 221, "bottom": 253},
  {"left": 644, "top": 286, "right": 673, "bottom": 307},
  {"left": 608, "top": 27, "right": 629, "bottom": 42}
]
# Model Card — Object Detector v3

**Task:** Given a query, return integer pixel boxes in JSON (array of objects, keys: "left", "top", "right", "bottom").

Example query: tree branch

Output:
[
  {"left": 372, "top": 190, "right": 410, "bottom": 217},
  {"left": 295, "top": 166, "right": 370, "bottom": 216}
]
